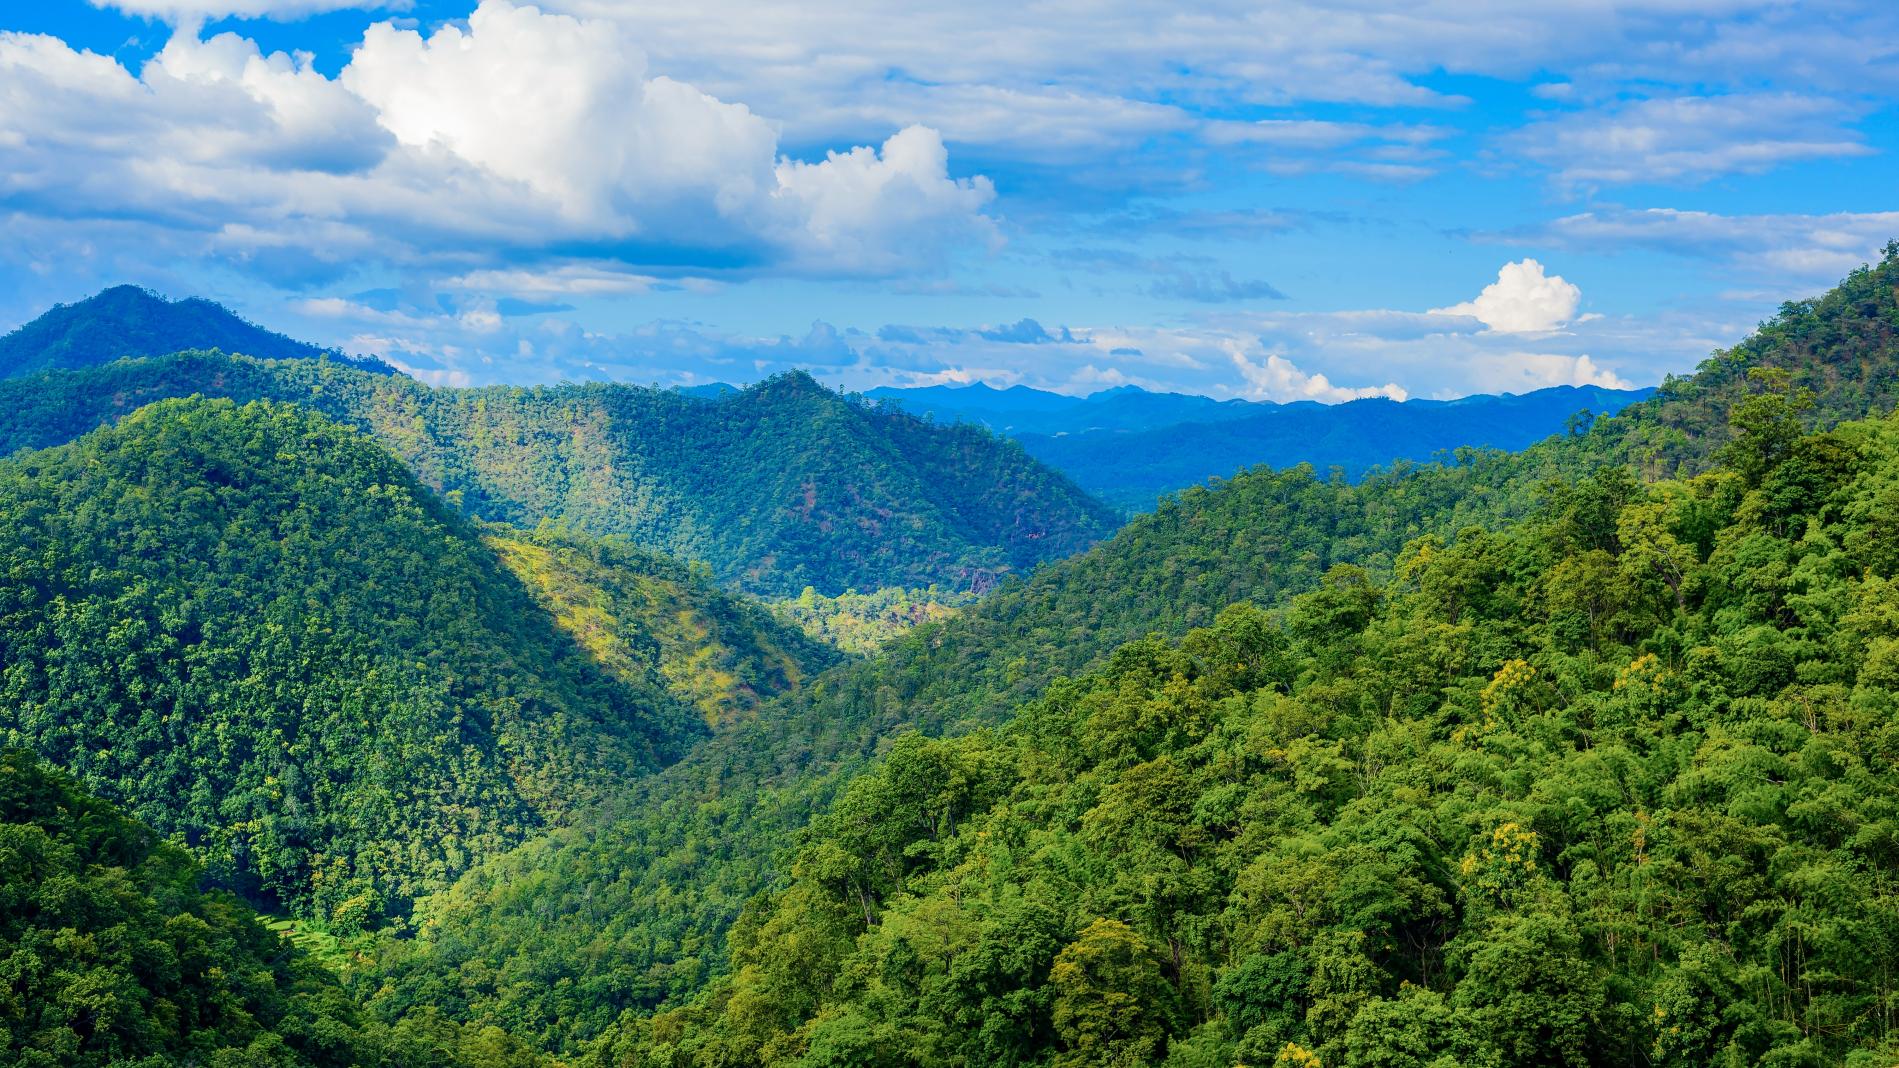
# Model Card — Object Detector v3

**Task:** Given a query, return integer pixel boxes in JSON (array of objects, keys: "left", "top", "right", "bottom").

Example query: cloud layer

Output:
[{"left": 4, "top": 1, "right": 996, "bottom": 286}]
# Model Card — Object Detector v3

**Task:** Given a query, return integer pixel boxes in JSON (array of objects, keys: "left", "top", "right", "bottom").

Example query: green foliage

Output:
[
  {"left": 0, "top": 750, "right": 560, "bottom": 1067},
  {"left": 365, "top": 249, "right": 1899, "bottom": 1054},
  {"left": 765, "top": 585, "right": 976, "bottom": 655},
  {"left": 0, "top": 397, "right": 702, "bottom": 919},
  {"left": 594, "top": 402, "right": 1899, "bottom": 1066},
  {"left": 488, "top": 523, "right": 839, "bottom": 726},
  {"left": 0, "top": 356, "right": 1116, "bottom": 596}
]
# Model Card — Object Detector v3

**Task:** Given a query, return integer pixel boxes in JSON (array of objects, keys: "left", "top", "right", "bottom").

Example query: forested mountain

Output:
[
  {"left": 0, "top": 751, "right": 552, "bottom": 1067},
  {"left": 8, "top": 250, "right": 1897, "bottom": 1066},
  {"left": 0, "top": 397, "right": 707, "bottom": 923},
  {"left": 357, "top": 247, "right": 1899, "bottom": 1055},
  {"left": 487, "top": 524, "right": 839, "bottom": 726},
  {"left": 1019, "top": 384, "right": 1653, "bottom": 511},
  {"left": 601, "top": 394, "right": 1899, "bottom": 1066},
  {"left": 0, "top": 284, "right": 395, "bottom": 378},
  {"left": 0, "top": 353, "right": 1118, "bottom": 595}
]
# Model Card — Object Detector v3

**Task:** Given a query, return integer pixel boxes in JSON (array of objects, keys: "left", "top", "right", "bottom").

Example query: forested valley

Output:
[{"left": 2, "top": 245, "right": 1898, "bottom": 1066}]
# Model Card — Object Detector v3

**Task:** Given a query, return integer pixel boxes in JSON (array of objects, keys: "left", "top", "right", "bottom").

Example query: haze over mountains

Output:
[
  {"left": 863, "top": 380, "right": 1655, "bottom": 511},
  {"left": 6, "top": 247, "right": 1899, "bottom": 1066},
  {"left": 0, "top": 284, "right": 1643, "bottom": 529}
]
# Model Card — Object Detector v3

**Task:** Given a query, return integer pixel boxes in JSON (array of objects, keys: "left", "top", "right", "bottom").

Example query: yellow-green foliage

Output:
[
  {"left": 489, "top": 525, "right": 838, "bottom": 727},
  {"left": 766, "top": 584, "right": 976, "bottom": 655}
]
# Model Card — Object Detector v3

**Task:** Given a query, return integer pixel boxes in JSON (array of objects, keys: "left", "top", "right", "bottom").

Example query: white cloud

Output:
[
  {"left": 532, "top": 0, "right": 1899, "bottom": 165},
  {"left": 442, "top": 265, "right": 686, "bottom": 298},
  {"left": 1532, "top": 208, "right": 1899, "bottom": 286},
  {"left": 0, "top": 2, "right": 998, "bottom": 286},
  {"left": 1431, "top": 259, "right": 1581, "bottom": 333},
  {"left": 263, "top": 282, "right": 1715, "bottom": 403},
  {"left": 772, "top": 126, "right": 997, "bottom": 275},
  {"left": 1227, "top": 345, "right": 1407, "bottom": 403},
  {"left": 93, "top": 0, "right": 379, "bottom": 21},
  {"left": 1511, "top": 93, "right": 1871, "bottom": 188}
]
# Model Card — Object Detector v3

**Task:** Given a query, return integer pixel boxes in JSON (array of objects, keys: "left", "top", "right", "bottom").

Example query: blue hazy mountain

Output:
[
  {"left": 867, "top": 380, "right": 1653, "bottom": 510},
  {"left": 0, "top": 285, "right": 397, "bottom": 379}
]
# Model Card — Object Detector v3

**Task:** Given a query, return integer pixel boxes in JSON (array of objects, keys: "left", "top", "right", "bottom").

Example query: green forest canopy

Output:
[
  {"left": 0, "top": 357, "right": 1119, "bottom": 597},
  {"left": 357, "top": 247, "right": 1899, "bottom": 1057}
]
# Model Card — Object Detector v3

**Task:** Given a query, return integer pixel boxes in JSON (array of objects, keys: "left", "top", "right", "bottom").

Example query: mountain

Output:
[
  {"left": 865, "top": 380, "right": 1256, "bottom": 434},
  {"left": 0, "top": 284, "right": 396, "bottom": 378},
  {"left": 0, "top": 750, "right": 553, "bottom": 1067},
  {"left": 0, "top": 397, "right": 709, "bottom": 921},
  {"left": 1020, "top": 383, "right": 1655, "bottom": 511},
  {"left": 358, "top": 247, "right": 1899, "bottom": 1053},
  {"left": 0, "top": 353, "right": 1119, "bottom": 596},
  {"left": 486, "top": 524, "right": 840, "bottom": 727},
  {"left": 606, "top": 395, "right": 1899, "bottom": 1067}
]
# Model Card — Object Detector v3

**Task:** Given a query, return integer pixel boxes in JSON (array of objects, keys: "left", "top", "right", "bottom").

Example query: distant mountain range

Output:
[
  {"left": 1012, "top": 383, "right": 1654, "bottom": 510},
  {"left": 693, "top": 378, "right": 1656, "bottom": 511}
]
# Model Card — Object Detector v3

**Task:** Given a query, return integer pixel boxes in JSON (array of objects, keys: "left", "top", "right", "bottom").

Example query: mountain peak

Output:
[{"left": 0, "top": 285, "right": 398, "bottom": 380}]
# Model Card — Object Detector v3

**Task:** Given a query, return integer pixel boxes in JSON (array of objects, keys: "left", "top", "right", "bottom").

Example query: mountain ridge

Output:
[
  {"left": 0, "top": 355, "right": 1120, "bottom": 596},
  {"left": 358, "top": 247, "right": 1899, "bottom": 1052},
  {"left": 0, "top": 284, "right": 397, "bottom": 378}
]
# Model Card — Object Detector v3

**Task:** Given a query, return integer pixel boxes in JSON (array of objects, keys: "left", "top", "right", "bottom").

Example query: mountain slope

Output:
[
  {"left": 486, "top": 524, "right": 840, "bottom": 727},
  {"left": 0, "top": 284, "right": 394, "bottom": 378},
  {"left": 612, "top": 398, "right": 1899, "bottom": 1067},
  {"left": 0, "top": 750, "right": 554, "bottom": 1068},
  {"left": 0, "top": 397, "right": 705, "bottom": 921},
  {"left": 0, "top": 355, "right": 1119, "bottom": 596},
  {"left": 1020, "top": 383, "right": 1653, "bottom": 511},
  {"left": 361, "top": 247, "right": 1899, "bottom": 1051}
]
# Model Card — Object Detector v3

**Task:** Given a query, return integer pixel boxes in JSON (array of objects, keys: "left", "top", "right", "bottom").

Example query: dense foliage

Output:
[
  {"left": 586, "top": 386, "right": 1899, "bottom": 1067},
  {"left": 7, "top": 250, "right": 1898, "bottom": 1064},
  {"left": 361, "top": 248, "right": 1899, "bottom": 1053},
  {"left": 488, "top": 524, "right": 839, "bottom": 726},
  {"left": 0, "top": 398, "right": 702, "bottom": 923},
  {"left": 0, "top": 285, "right": 393, "bottom": 379},
  {"left": 0, "top": 355, "right": 1118, "bottom": 596},
  {"left": 1019, "top": 384, "right": 1652, "bottom": 512},
  {"left": 0, "top": 751, "right": 555, "bottom": 1067},
  {"left": 1584, "top": 242, "right": 1899, "bottom": 480},
  {"left": 765, "top": 586, "right": 976, "bottom": 656}
]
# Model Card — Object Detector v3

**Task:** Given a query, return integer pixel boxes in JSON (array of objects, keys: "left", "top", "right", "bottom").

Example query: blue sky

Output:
[{"left": 1, "top": 0, "right": 1895, "bottom": 399}]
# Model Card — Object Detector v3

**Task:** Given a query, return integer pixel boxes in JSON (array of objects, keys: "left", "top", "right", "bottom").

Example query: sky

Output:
[{"left": 0, "top": 1, "right": 1895, "bottom": 400}]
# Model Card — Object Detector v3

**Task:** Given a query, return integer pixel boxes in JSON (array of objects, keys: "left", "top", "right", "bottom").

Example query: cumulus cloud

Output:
[
  {"left": 1228, "top": 346, "right": 1407, "bottom": 403},
  {"left": 772, "top": 125, "right": 997, "bottom": 274},
  {"left": 0, "top": 1, "right": 997, "bottom": 287},
  {"left": 1432, "top": 260, "right": 1580, "bottom": 333}
]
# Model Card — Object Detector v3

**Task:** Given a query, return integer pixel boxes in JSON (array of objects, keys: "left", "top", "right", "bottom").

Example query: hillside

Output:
[
  {"left": 0, "top": 750, "right": 553, "bottom": 1067},
  {"left": 0, "top": 397, "right": 706, "bottom": 921},
  {"left": 0, "top": 353, "right": 1119, "bottom": 596},
  {"left": 1020, "top": 383, "right": 1653, "bottom": 511},
  {"left": 360, "top": 247, "right": 1899, "bottom": 1052},
  {"left": 607, "top": 396, "right": 1899, "bottom": 1067},
  {"left": 0, "top": 284, "right": 395, "bottom": 378},
  {"left": 487, "top": 524, "right": 840, "bottom": 727}
]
